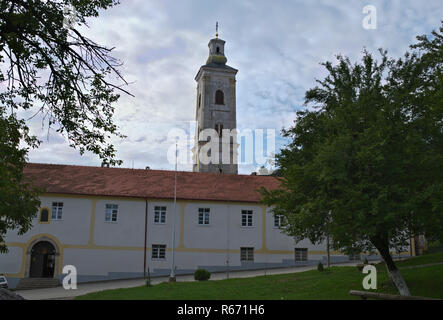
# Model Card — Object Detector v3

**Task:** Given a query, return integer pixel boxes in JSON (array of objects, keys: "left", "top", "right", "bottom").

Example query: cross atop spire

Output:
[{"left": 215, "top": 21, "right": 219, "bottom": 38}]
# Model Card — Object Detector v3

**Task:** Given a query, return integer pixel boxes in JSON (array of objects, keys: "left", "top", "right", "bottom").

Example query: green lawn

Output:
[
  {"left": 384, "top": 252, "right": 443, "bottom": 268},
  {"left": 76, "top": 253, "right": 443, "bottom": 300}
]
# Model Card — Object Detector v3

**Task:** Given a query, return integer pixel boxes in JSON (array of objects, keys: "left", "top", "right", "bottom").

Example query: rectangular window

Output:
[
  {"left": 198, "top": 208, "right": 210, "bottom": 225},
  {"left": 105, "top": 204, "right": 118, "bottom": 222},
  {"left": 240, "top": 247, "right": 254, "bottom": 262},
  {"left": 51, "top": 202, "right": 63, "bottom": 220},
  {"left": 241, "top": 210, "right": 253, "bottom": 227},
  {"left": 39, "top": 208, "right": 49, "bottom": 222},
  {"left": 152, "top": 244, "right": 166, "bottom": 259},
  {"left": 274, "top": 214, "right": 283, "bottom": 228},
  {"left": 348, "top": 253, "right": 361, "bottom": 261},
  {"left": 154, "top": 206, "right": 167, "bottom": 224},
  {"left": 295, "top": 248, "right": 308, "bottom": 262}
]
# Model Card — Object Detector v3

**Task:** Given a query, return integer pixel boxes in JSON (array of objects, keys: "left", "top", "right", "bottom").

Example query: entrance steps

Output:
[{"left": 16, "top": 278, "right": 61, "bottom": 290}]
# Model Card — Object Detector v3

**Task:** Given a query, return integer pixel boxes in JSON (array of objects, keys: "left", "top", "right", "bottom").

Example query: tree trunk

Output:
[{"left": 372, "top": 237, "right": 411, "bottom": 296}]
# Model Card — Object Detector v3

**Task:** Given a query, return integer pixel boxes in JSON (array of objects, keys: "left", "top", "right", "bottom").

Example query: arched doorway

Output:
[{"left": 29, "top": 241, "right": 56, "bottom": 278}]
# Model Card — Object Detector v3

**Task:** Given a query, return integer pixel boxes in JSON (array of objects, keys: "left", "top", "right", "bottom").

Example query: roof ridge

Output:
[{"left": 25, "top": 162, "right": 274, "bottom": 178}]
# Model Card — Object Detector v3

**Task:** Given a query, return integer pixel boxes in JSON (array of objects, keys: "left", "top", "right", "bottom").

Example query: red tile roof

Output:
[{"left": 23, "top": 163, "right": 280, "bottom": 203}]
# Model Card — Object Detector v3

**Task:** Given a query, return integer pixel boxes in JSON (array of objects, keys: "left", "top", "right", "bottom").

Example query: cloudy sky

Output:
[{"left": 26, "top": 0, "right": 442, "bottom": 173}]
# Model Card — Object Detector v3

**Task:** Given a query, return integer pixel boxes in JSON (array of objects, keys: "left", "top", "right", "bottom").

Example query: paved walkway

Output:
[{"left": 15, "top": 261, "right": 367, "bottom": 300}]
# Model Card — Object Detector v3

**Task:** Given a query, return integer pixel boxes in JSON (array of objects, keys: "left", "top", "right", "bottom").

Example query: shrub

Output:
[
  {"left": 194, "top": 269, "right": 211, "bottom": 281},
  {"left": 364, "top": 258, "right": 369, "bottom": 265},
  {"left": 317, "top": 261, "right": 324, "bottom": 272}
]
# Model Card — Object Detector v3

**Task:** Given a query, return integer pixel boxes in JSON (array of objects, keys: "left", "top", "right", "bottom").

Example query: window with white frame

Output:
[
  {"left": 154, "top": 206, "right": 167, "bottom": 224},
  {"left": 295, "top": 248, "right": 308, "bottom": 261},
  {"left": 198, "top": 208, "right": 210, "bottom": 225},
  {"left": 274, "top": 214, "right": 283, "bottom": 228},
  {"left": 240, "top": 247, "right": 254, "bottom": 262},
  {"left": 241, "top": 210, "right": 253, "bottom": 227},
  {"left": 152, "top": 244, "right": 166, "bottom": 259},
  {"left": 51, "top": 202, "right": 63, "bottom": 220},
  {"left": 105, "top": 204, "right": 118, "bottom": 222}
]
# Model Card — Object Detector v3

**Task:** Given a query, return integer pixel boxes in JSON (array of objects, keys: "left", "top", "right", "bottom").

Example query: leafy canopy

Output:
[
  {"left": 0, "top": 0, "right": 130, "bottom": 252},
  {"left": 261, "top": 23, "right": 443, "bottom": 257}
]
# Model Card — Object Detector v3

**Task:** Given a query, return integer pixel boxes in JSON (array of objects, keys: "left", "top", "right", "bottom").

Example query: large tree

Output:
[
  {"left": 262, "top": 23, "right": 443, "bottom": 296},
  {"left": 0, "top": 0, "right": 130, "bottom": 252}
]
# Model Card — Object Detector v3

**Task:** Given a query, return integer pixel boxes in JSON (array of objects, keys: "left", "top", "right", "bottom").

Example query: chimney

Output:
[{"left": 250, "top": 172, "right": 257, "bottom": 176}]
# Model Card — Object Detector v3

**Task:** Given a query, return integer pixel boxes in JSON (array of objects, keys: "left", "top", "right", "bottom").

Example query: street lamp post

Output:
[{"left": 170, "top": 142, "right": 178, "bottom": 282}]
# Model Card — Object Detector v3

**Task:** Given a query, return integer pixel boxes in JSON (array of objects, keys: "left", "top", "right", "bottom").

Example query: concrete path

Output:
[{"left": 15, "top": 261, "right": 369, "bottom": 300}]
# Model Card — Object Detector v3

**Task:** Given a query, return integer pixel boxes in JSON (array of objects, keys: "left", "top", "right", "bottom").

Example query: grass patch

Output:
[
  {"left": 377, "top": 251, "right": 443, "bottom": 270},
  {"left": 76, "top": 252, "right": 443, "bottom": 300}
]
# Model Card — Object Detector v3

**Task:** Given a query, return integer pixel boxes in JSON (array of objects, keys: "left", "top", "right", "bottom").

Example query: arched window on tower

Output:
[
  {"left": 215, "top": 90, "right": 224, "bottom": 105},
  {"left": 216, "top": 46, "right": 220, "bottom": 53},
  {"left": 198, "top": 93, "right": 201, "bottom": 108}
]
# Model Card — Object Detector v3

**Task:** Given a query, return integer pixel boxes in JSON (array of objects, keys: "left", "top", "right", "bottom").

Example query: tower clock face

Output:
[{"left": 215, "top": 79, "right": 224, "bottom": 88}]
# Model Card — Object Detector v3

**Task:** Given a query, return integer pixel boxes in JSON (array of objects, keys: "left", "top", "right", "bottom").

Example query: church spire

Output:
[
  {"left": 206, "top": 26, "right": 227, "bottom": 65},
  {"left": 193, "top": 32, "right": 238, "bottom": 174}
]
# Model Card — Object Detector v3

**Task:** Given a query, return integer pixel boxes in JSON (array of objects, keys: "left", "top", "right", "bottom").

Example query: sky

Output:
[{"left": 25, "top": 0, "right": 443, "bottom": 173}]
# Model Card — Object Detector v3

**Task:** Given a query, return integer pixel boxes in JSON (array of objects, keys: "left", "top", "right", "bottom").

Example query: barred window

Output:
[
  {"left": 295, "top": 248, "right": 308, "bottom": 261},
  {"left": 240, "top": 247, "right": 254, "bottom": 262},
  {"left": 198, "top": 208, "right": 210, "bottom": 225},
  {"left": 152, "top": 244, "right": 166, "bottom": 259},
  {"left": 241, "top": 210, "right": 253, "bottom": 227},
  {"left": 274, "top": 214, "right": 283, "bottom": 228},
  {"left": 154, "top": 206, "right": 167, "bottom": 224},
  {"left": 51, "top": 202, "right": 63, "bottom": 220},
  {"left": 348, "top": 253, "right": 361, "bottom": 261},
  {"left": 105, "top": 204, "right": 118, "bottom": 222}
]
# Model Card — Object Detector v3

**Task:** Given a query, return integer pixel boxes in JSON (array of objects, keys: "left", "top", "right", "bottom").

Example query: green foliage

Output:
[
  {"left": 0, "top": 108, "right": 41, "bottom": 253},
  {"left": 0, "top": 0, "right": 129, "bottom": 252},
  {"left": 194, "top": 269, "right": 211, "bottom": 281},
  {"left": 261, "top": 22, "right": 443, "bottom": 294},
  {"left": 317, "top": 261, "right": 324, "bottom": 272},
  {"left": 364, "top": 258, "right": 369, "bottom": 265},
  {"left": 0, "top": 1, "right": 128, "bottom": 165},
  {"left": 262, "top": 22, "right": 443, "bottom": 252}
]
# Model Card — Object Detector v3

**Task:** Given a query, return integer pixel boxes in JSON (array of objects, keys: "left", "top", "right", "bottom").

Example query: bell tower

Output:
[{"left": 193, "top": 26, "right": 238, "bottom": 174}]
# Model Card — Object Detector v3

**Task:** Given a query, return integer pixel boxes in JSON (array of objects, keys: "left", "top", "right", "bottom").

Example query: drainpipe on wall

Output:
[{"left": 144, "top": 198, "right": 148, "bottom": 278}]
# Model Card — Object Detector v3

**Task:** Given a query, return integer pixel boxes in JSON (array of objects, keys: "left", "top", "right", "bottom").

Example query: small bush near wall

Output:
[
  {"left": 194, "top": 269, "right": 211, "bottom": 281},
  {"left": 317, "top": 262, "right": 324, "bottom": 272}
]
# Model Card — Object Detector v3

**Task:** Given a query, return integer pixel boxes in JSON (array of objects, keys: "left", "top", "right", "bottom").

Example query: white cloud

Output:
[{"left": 25, "top": 0, "right": 443, "bottom": 173}]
